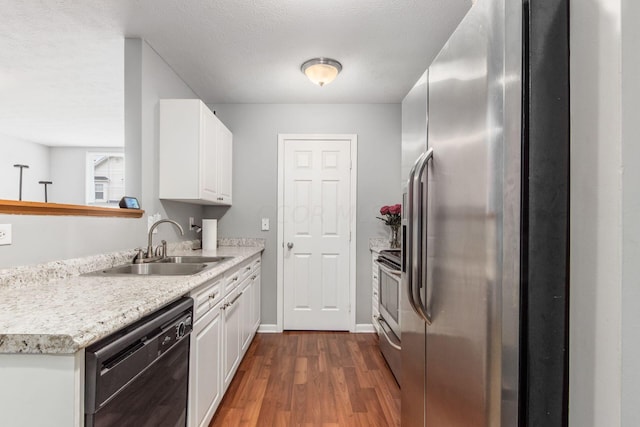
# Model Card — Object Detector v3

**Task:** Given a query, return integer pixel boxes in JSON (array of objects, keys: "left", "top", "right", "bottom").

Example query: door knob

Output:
[{"left": 287, "top": 242, "right": 294, "bottom": 249}]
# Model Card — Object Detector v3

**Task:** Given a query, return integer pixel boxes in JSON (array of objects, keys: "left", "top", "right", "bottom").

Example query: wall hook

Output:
[
  {"left": 13, "top": 164, "right": 29, "bottom": 201},
  {"left": 38, "top": 181, "right": 53, "bottom": 202}
]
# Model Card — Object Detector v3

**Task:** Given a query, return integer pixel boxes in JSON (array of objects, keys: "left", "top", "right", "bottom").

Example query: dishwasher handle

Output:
[{"left": 90, "top": 297, "right": 193, "bottom": 363}]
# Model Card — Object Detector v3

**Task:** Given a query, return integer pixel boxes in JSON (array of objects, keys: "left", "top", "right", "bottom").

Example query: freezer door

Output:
[
  {"left": 401, "top": 71, "right": 429, "bottom": 426},
  {"left": 423, "top": 0, "right": 521, "bottom": 426},
  {"left": 401, "top": 70, "right": 428, "bottom": 193}
]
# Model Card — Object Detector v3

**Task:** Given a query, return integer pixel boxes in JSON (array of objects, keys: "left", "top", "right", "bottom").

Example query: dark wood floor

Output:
[{"left": 209, "top": 332, "right": 400, "bottom": 427}]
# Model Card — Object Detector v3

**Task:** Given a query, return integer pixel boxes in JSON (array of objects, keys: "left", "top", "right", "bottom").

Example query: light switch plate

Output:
[
  {"left": 0, "top": 224, "right": 12, "bottom": 245},
  {"left": 261, "top": 218, "right": 269, "bottom": 231}
]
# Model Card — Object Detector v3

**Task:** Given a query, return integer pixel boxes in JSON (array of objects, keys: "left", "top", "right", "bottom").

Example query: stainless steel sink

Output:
[
  {"left": 157, "top": 256, "right": 231, "bottom": 264},
  {"left": 86, "top": 255, "right": 233, "bottom": 276},
  {"left": 90, "top": 262, "right": 208, "bottom": 276}
]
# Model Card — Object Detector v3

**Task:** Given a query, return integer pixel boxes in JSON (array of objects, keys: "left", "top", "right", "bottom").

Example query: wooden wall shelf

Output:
[{"left": 0, "top": 200, "right": 144, "bottom": 218}]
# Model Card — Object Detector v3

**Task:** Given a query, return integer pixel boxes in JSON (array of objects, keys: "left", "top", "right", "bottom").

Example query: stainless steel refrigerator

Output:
[{"left": 401, "top": 0, "right": 570, "bottom": 425}]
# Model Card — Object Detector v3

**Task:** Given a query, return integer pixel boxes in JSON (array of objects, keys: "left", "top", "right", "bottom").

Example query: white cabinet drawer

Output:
[
  {"left": 238, "top": 262, "right": 253, "bottom": 283},
  {"left": 227, "top": 255, "right": 259, "bottom": 294},
  {"left": 239, "top": 256, "right": 261, "bottom": 279},
  {"left": 224, "top": 270, "right": 242, "bottom": 295},
  {"left": 191, "top": 276, "right": 222, "bottom": 321}
]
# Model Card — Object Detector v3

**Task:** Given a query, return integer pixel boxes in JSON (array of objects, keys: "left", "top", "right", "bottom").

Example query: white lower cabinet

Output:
[
  {"left": 189, "top": 299, "right": 222, "bottom": 427},
  {"left": 251, "top": 269, "right": 261, "bottom": 332},
  {"left": 223, "top": 286, "right": 242, "bottom": 389},
  {"left": 371, "top": 250, "right": 381, "bottom": 333},
  {"left": 188, "top": 276, "right": 223, "bottom": 427},
  {"left": 240, "top": 278, "right": 253, "bottom": 353},
  {"left": 188, "top": 253, "right": 262, "bottom": 427}
]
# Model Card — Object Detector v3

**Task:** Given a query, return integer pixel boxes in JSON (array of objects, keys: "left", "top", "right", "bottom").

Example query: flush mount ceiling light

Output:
[{"left": 301, "top": 58, "right": 342, "bottom": 87}]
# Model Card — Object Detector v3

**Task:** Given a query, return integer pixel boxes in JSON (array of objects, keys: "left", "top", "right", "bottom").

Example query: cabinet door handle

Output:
[{"left": 229, "top": 293, "right": 242, "bottom": 306}]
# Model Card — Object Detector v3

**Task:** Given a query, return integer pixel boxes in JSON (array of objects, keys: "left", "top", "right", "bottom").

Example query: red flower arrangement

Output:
[{"left": 377, "top": 204, "right": 401, "bottom": 227}]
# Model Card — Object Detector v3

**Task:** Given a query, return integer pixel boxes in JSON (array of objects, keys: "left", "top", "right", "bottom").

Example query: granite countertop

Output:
[
  {"left": 370, "top": 237, "right": 393, "bottom": 253},
  {"left": 0, "top": 239, "right": 264, "bottom": 355}
]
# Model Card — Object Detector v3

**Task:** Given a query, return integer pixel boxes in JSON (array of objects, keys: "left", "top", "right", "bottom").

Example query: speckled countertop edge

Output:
[
  {"left": 0, "top": 240, "right": 196, "bottom": 289},
  {"left": 0, "top": 238, "right": 265, "bottom": 354},
  {"left": 370, "top": 237, "right": 392, "bottom": 253}
]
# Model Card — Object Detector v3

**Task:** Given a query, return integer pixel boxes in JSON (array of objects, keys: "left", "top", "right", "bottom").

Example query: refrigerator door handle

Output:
[
  {"left": 406, "top": 151, "right": 426, "bottom": 318},
  {"left": 412, "top": 148, "right": 433, "bottom": 325}
]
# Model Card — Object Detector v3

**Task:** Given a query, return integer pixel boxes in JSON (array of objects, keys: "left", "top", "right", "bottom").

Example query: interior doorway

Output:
[{"left": 277, "top": 134, "right": 357, "bottom": 331}]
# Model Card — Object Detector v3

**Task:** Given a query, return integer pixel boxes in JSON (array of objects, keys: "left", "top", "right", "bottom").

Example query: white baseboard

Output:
[
  {"left": 354, "top": 323, "right": 376, "bottom": 333},
  {"left": 258, "top": 324, "right": 376, "bottom": 333},
  {"left": 257, "top": 324, "right": 279, "bottom": 333}
]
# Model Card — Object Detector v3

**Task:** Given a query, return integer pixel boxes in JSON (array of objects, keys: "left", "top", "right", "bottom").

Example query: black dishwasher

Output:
[{"left": 85, "top": 297, "right": 193, "bottom": 427}]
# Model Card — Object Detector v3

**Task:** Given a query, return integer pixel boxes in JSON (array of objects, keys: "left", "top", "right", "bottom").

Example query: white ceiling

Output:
[{"left": 0, "top": 0, "right": 471, "bottom": 147}]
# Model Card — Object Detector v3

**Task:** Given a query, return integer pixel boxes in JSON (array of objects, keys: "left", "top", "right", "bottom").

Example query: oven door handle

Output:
[
  {"left": 375, "top": 260, "right": 401, "bottom": 277},
  {"left": 375, "top": 315, "right": 402, "bottom": 351}
]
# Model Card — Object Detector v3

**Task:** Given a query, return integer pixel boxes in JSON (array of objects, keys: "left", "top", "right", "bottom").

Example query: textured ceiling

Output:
[{"left": 0, "top": 0, "right": 471, "bottom": 147}]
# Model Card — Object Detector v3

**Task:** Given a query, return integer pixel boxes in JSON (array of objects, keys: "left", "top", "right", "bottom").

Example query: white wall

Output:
[
  {"left": 126, "top": 39, "right": 205, "bottom": 239},
  {"left": 0, "top": 134, "right": 50, "bottom": 202},
  {"left": 49, "top": 146, "right": 124, "bottom": 205},
  {"left": 570, "top": 0, "right": 640, "bottom": 425},
  {"left": 0, "top": 39, "right": 203, "bottom": 268},
  {"left": 203, "top": 103, "right": 401, "bottom": 326},
  {"left": 570, "top": 0, "right": 621, "bottom": 424},
  {"left": 621, "top": 0, "right": 640, "bottom": 424}
]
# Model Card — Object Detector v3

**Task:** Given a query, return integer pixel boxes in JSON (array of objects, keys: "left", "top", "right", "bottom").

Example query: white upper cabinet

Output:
[
  {"left": 216, "top": 121, "right": 233, "bottom": 203},
  {"left": 159, "top": 99, "right": 232, "bottom": 205}
]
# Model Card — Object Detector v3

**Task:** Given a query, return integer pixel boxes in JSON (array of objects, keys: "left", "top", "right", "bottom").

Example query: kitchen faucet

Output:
[{"left": 134, "top": 219, "right": 184, "bottom": 263}]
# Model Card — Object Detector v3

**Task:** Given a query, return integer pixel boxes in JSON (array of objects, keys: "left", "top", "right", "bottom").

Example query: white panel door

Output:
[{"left": 283, "top": 139, "right": 351, "bottom": 330}]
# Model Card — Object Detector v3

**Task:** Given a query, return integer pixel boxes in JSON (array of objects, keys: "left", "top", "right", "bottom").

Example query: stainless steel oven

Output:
[
  {"left": 375, "top": 249, "right": 402, "bottom": 384},
  {"left": 85, "top": 297, "right": 193, "bottom": 427}
]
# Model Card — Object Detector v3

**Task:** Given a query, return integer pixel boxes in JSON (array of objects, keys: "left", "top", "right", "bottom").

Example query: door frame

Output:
[{"left": 276, "top": 134, "right": 358, "bottom": 332}]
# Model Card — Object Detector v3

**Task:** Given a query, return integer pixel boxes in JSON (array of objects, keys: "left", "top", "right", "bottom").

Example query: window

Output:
[
  {"left": 95, "top": 183, "right": 105, "bottom": 201},
  {"left": 86, "top": 152, "right": 124, "bottom": 207}
]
